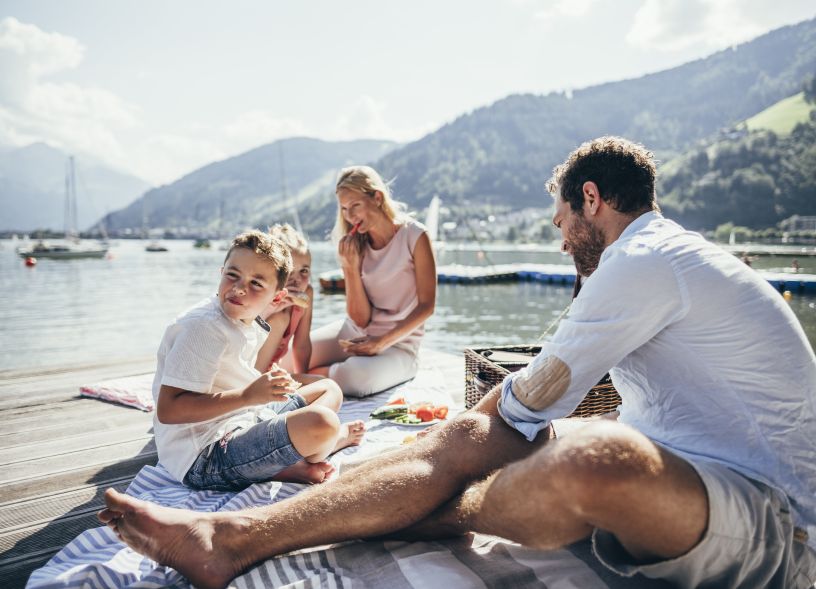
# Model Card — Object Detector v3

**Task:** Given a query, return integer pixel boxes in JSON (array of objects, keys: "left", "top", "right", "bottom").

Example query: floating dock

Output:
[{"left": 436, "top": 263, "right": 816, "bottom": 294}]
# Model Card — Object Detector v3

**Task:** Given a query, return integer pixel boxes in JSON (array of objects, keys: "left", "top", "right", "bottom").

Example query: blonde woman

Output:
[{"left": 309, "top": 166, "right": 437, "bottom": 396}]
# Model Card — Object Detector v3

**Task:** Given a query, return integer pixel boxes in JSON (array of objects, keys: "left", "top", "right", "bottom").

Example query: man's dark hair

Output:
[{"left": 547, "top": 136, "right": 659, "bottom": 214}]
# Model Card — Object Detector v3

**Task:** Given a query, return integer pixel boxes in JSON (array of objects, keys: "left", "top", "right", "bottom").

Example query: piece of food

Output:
[
  {"left": 349, "top": 222, "right": 361, "bottom": 236},
  {"left": 370, "top": 404, "right": 409, "bottom": 420},
  {"left": 288, "top": 291, "right": 310, "bottom": 308},
  {"left": 387, "top": 397, "right": 407, "bottom": 406},
  {"left": 393, "top": 413, "right": 423, "bottom": 425},
  {"left": 415, "top": 407, "right": 435, "bottom": 422},
  {"left": 433, "top": 406, "right": 449, "bottom": 420},
  {"left": 402, "top": 434, "right": 417, "bottom": 444}
]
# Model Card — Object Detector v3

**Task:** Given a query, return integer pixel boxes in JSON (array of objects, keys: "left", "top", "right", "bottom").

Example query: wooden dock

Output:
[
  {"left": 0, "top": 356, "right": 157, "bottom": 588},
  {"left": 0, "top": 349, "right": 464, "bottom": 588}
]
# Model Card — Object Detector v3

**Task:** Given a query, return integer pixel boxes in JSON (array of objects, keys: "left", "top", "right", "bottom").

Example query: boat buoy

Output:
[
  {"left": 24, "top": 257, "right": 37, "bottom": 267},
  {"left": 783, "top": 290, "right": 793, "bottom": 302}
]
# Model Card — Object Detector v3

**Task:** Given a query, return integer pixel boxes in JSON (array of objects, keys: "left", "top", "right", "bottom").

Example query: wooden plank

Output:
[
  {"left": 0, "top": 439, "right": 157, "bottom": 487},
  {"left": 0, "top": 397, "right": 137, "bottom": 425},
  {"left": 0, "top": 453, "right": 156, "bottom": 504},
  {"left": 0, "top": 425, "right": 153, "bottom": 465},
  {"left": 0, "top": 479, "right": 131, "bottom": 532},
  {"left": 0, "top": 556, "right": 47, "bottom": 589},
  {"left": 0, "top": 410, "right": 152, "bottom": 447}
]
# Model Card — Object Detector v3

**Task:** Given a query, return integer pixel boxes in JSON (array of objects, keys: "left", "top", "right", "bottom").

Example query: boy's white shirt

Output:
[{"left": 151, "top": 296, "right": 275, "bottom": 482}]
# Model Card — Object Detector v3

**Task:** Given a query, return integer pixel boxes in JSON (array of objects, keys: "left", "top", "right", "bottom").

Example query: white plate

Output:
[{"left": 382, "top": 417, "right": 442, "bottom": 427}]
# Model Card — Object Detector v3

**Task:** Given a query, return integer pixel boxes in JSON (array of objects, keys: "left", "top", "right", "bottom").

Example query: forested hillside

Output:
[
  {"left": 372, "top": 17, "right": 816, "bottom": 221},
  {"left": 659, "top": 80, "right": 816, "bottom": 230}
]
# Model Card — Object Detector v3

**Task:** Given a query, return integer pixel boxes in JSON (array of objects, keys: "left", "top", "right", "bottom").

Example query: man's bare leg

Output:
[
  {"left": 98, "top": 388, "right": 548, "bottom": 589},
  {"left": 402, "top": 420, "right": 708, "bottom": 562}
]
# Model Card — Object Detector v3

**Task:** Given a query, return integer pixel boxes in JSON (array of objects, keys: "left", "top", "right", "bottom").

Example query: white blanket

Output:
[{"left": 28, "top": 379, "right": 668, "bottom": 588}]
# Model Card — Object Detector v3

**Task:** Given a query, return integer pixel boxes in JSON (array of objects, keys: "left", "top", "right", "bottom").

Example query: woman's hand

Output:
[
  {"left": 339, "top": 335, "right": 385, "bottom": 356},
  {"left": 338, "top": 235, "right": 362, "bottom": 273}
]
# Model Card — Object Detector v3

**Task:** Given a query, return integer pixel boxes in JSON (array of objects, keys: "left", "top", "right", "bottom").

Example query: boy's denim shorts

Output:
[{"left": 183, "top": 394, "right": 307, "bottom": 491}]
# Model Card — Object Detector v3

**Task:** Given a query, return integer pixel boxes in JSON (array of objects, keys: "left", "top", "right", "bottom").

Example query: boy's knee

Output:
[{"left": 302, "top": 405, "right": 341, "bottom": 439}]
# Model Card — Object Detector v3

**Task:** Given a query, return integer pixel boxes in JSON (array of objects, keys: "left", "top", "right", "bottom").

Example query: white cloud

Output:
[
  {"left": 130, "top": 134, "right": 227, "bottom": 185},
  {"left": 222, "top": 110, "right": 309, "bottom": 151},
  {"left": 0, "top": 17, "right": 140, "bottom": 174},
  {"left": 626, "top": 0, "right": 807, "bottom": 52},
  {"left": 533, "top": 0, "right": 601, "bottom": 24},
  {"left": 329, "top": 95, "right": 433, "bottom": 143}
]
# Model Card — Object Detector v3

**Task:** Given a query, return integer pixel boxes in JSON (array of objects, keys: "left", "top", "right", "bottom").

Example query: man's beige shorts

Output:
[{"left": 592, "top": 458, "right": 816, "bottom": 588}]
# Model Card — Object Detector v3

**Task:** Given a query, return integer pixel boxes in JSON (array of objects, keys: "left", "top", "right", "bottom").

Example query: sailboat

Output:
[
  {"left": 142, "top": 197, "right": 168, "bottom": 252},
  {"left": 16, "top": 156, "right": 109, "bottom": 260}
]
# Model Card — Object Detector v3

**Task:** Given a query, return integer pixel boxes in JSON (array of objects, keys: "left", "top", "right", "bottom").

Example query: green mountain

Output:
[
  {"left": 372, "top": 17, "right": 816, "bottom": 221},
  {"left": 743, "top": 91, "right": 813, "bottom": 135},
  {"left": 99, "top": 138, "right": 398, "bottom": 238},
  {"left": 658, "top": 94, "right": 816, "bottom": 230}
]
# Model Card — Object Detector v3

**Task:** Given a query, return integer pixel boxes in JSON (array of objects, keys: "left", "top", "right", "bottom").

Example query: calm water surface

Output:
[{"left": 1, "top": 239, "right": 814, "bottom": 372}]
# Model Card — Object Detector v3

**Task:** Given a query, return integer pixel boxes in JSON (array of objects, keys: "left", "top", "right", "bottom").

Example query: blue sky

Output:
[{"left": 1, "top": 0, "right": 814, "bottom": 184}]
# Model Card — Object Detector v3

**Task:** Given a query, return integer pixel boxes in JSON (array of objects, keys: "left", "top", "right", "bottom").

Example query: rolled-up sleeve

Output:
[{"left": 498, "top": 244, "right": 688, "bottom": 441}]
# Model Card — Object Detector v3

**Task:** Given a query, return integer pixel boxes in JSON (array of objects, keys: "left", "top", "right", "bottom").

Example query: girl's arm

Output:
[
  {"left": 291, "top": 285, "right": 314, "bottom": 373},
  {"left": 346, "top": 233, "right": 436, "bottom": 355},
  {"left": 254, "top": 311, "right": 290, "bottom": 372}
]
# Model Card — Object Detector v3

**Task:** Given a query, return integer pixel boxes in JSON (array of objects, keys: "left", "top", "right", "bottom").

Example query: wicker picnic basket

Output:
[{"left": 464, "top": 345, "right": 621, "bottom": 418}]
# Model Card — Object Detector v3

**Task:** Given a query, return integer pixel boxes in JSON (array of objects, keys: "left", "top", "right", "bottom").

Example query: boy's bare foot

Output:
[
  {"left": 333, "top": 420, "right": 366, "bottom": 453},
  {"left": 98, "top": 489, "right": 247, "bottom": 589},
  {"left": 272, "top": 460, "right": 335, "bottom": 484}
]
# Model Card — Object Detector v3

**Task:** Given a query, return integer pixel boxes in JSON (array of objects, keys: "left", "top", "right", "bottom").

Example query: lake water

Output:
[{"left": 1, "top": 239, "right": 815, "bottom": 373}]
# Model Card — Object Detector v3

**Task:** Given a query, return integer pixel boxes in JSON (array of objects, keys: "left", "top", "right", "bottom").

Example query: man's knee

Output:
[{"left": 530, "top": 421, "right": 664, "bottom": 512}]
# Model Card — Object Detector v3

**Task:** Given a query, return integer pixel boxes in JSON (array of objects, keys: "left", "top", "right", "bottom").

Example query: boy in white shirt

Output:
[{"left": 152, "top": 230, "right": 364, "bottom": 490}]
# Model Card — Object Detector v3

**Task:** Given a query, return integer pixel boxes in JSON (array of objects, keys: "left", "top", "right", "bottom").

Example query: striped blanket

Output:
[{"left": 27, "top": 381, "right": 669, "bottom": 589}]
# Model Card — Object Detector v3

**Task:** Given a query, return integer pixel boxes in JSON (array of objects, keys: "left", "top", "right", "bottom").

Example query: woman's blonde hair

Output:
[
  {"left": 268, "top": 223, "right": 309, "bottom": 256},
  {"left": 331, "top": 165, "right": 407, "bottom": 243}
]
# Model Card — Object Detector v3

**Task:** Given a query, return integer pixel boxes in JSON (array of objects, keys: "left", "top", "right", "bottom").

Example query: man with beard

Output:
[{"left": 100, "top": 136, "right": 816, "bottom": 589}]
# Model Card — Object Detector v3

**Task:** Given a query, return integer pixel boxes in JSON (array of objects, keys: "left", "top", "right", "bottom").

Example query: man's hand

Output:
[
  {"left": 242, "top": 364, "right": 301, "bottom": 405},
  {"left": 339, "top": 335, "right": 385, "bottom": 356}
]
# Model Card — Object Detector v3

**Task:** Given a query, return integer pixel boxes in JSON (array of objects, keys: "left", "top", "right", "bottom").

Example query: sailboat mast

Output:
[
  {"left": 70, "top": 156, "right": 78, "bottom": 238},
  {"left": 64, "top": 159, "right": 71, "bottom": 238}
]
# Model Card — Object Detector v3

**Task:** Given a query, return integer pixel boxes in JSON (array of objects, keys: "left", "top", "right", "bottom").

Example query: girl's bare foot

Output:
[
  {"left": 272, "top": 460, "right": 335, "bottom": 484},
  {"left": 332, "top": 420, "right": 366, "bottom": 453},
  {"left": 97, "top": 489, "right": 249, "bottom": 589}
]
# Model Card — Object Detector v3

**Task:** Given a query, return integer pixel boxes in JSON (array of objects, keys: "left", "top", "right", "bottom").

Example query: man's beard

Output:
[{"left": 565, "top": 214, "right": 605, "bottom": 277}]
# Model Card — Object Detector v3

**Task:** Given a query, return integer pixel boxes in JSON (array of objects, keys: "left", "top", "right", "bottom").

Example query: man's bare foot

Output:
[
  {"left": 272, "top": 460, "right": 335, "bottom": 484},
  {"left": 97, "top": 489, "right": 248, "bottom": 589},
  {"left": 332, "top": 420, "right": 366, "bottom": 453}
]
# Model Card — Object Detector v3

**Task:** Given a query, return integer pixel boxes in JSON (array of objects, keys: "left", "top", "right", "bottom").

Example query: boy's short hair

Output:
[
  {"left": 547, "top": 136, "right": 659, "bottom": 215},
  {"left": 268, "top": 223, "right": 309, "bottom": 256},
  {"left": 225, "top": 230, "right": 292, "bottom": 290}
]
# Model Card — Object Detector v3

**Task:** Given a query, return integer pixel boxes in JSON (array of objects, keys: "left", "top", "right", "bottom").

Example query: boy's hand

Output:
[{"left": 243, "top": 365, "right": 301, "bottom": 405}]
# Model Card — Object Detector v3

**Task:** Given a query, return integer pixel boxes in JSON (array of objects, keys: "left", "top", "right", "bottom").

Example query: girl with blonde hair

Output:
[{"left": 309, "top": 165, "right": 437, "bottom": 396}]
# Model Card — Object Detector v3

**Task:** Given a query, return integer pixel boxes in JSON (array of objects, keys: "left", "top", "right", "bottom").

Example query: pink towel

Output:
[{"left": 80, "top": 373, "right": 155, "bottom": 412}]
